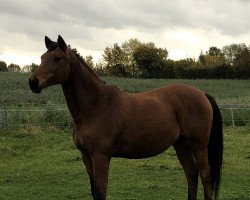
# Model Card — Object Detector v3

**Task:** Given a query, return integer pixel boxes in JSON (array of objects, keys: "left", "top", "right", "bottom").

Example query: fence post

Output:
[{"left": 229, "top": 108, "right": 235, "bottom": 127}]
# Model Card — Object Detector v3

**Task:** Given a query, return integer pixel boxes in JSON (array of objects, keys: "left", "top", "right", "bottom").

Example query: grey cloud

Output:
[
  {"left": 1, "top": 0, "right": 249, "bottom": 36},
  {"left": 0, "top": 0, "right": 249, "bottom": 62}
]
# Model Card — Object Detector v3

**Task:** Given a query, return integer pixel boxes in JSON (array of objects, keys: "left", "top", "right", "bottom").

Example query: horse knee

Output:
[
  {"left": 189, "top": 170, "right": 199, "bottom": 181},
  {"left": 200, "top": 170, "right": 211, "bottom": 184}
]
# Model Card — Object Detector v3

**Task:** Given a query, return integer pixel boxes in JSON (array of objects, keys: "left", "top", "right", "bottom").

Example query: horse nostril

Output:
[{"left": 29, "top": 77, "right": 41, "bottom": 93}]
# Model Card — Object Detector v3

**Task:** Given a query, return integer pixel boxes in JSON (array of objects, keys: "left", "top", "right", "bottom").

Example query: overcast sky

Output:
[{"left": 0, "top": 0, "right": 249, "bottom": 66}]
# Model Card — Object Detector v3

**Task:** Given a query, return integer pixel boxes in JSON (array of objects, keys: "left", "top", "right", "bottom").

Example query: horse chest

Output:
[{"left": 73, "top": 126, "right": 96, "bottom": 154}]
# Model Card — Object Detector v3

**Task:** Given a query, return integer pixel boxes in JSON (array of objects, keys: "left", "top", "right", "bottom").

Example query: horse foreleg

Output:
[
  {"left": 82, "top": 153, "right": 94, "bottom": 197},
  {"left": 173, "top": 137, "right": 199, "bottom": 200},
  {"left": 91, "top": 153, "right": 111, "bottom": 200}
]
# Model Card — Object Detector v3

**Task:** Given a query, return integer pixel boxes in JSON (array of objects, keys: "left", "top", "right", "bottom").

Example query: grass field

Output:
[
  {"left": 1, "top": 72, "right": 250, "bottom": 127},
  {"left": 0, "top": 72, "right": 250, "bottom": 106},
  {"left": 0, "top": 126, "right": 249, "bottom": 200},
  {"left": 0, "top": 72, "right": 250, "bottom": 199}
]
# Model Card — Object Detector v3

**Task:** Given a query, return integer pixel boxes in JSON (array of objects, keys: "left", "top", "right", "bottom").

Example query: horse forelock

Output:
[{"left": 47, "top": 42, "right": 58, "bottom": 52}]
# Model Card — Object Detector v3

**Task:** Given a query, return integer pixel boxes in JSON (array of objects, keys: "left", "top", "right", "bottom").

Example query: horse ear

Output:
[
  {"left": 45, "top": 36, "right": 53, "bottom": 49},
  {"left": 57, "top": 35, "right": 67, "bottom": 52}
]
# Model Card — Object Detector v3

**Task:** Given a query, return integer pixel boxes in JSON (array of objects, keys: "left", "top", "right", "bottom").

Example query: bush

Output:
[
  {"left": 0, "top": 61, "right": 8, "bottom": 72},
  {"left": 177, "top": 63, "right": 234, "bottom": 79}
]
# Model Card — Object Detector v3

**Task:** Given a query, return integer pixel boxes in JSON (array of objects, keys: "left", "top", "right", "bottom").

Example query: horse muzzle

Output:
[{"left": 29, "top": 76, "right": 42, "bottom": 94}]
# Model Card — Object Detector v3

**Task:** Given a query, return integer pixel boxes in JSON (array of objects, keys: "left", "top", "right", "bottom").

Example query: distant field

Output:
[
  {"left": 0, "top": 72, "right": 250, "bottom": 106},
  {"left": 1, "top": 72, "right": 249, "bottom": 128},
  {"left": 0, "top": 126, "right": 249, "bottom": 199}
]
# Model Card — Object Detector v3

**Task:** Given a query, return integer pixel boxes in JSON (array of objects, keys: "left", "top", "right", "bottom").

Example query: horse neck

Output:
[{"left": 62, "top": 52, "right": 105, "bottom": 122}]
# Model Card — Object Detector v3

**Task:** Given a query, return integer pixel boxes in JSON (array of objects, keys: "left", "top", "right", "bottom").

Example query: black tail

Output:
[{"left": 205, "top": 93, "right": 223, "bottom": 200}]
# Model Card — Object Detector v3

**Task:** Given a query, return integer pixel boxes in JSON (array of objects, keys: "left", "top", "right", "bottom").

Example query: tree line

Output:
[
  {"left": 94, "top": 39, "right": 249, "bottom": 79},
  {"left": 0, "top": 62, "right": 38, "bottom": 73},
  {"left": 1, "top": 39, "right": 249, "bottom": 79}
]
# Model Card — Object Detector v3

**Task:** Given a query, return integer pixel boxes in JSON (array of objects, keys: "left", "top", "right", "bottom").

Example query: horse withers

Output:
[{"left": 29, "top": 35, "right": 223, "bottom": 200}]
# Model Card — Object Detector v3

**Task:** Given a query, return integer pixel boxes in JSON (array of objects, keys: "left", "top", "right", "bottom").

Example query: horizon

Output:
[{"left": 1, "top": 40, "right": 249, "bottom": 68}]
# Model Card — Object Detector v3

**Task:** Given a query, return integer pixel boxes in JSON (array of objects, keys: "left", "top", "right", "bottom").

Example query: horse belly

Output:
[
  {"left": 113, "top": 126, "right": 179, "bottom": 159},
  {"left": 113, "top": 95, "right": 180, "bottom": 159}
]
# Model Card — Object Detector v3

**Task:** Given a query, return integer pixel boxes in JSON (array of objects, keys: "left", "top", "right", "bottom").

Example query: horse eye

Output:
[{"left": 54, "top": 57, "right": 62, "bottom": 62}]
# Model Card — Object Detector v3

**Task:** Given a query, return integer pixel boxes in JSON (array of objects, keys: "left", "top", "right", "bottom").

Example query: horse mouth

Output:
[
  {"left": 29, "top": 77, "right": 42, "bottom": 94},
  {"left": 30, "top": 86, "right": 42, "bottom": 94}
]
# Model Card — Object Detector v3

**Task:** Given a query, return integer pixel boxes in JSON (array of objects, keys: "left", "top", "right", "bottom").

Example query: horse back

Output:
[
  {"left": 151, "top": 83, "right": 213, "bottom": 140},
  {"left": 115, "top": 83, "right": 213, "bottom": 154}
]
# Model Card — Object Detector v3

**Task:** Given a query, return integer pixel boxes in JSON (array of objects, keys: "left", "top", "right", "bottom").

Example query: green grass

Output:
[
  {"left": 0, "top": 126, "right": 249, "bottom": 200},
  {"left": 1, "top": 72, "right": 249, "bottom": 128},
  {"left": 0, "top": 72, "right": 250, "bottom": 106},
  {"left": 105, "top": 77, "right": 250, "bottom": 106},
  {"left": 0, "top": 72, "right": 249, "bottom": 199}
]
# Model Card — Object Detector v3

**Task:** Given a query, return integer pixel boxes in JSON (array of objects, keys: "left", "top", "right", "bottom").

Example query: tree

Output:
[
  {"left": 22, "top": 63, "right": 39, "bottom": 73},
  {"left": 207, "top": 46, "right": 223, "bottom": 57},
  {"left": 95, "top": 60, "right": 108, "bottom": 76},
  {"left": 233, "top": 48, "right": 250, "bottom": 79},
  {"left": 0, "top": 60, "right": 8, "bottom": 71},
  {"left": 202, "top": 55, "right": 225, "bottom": 66},
  {"left": 30, "top": 63, "right": 39, "bottom": 72},
  {"left": 22, "top": 65, "right": 29, "bottom": 72},
  {"left": 161, "top": 59, "right": 175, "bottom": 78},
  {"left": 8, "top": 63, "right": 21, "bottom": 72},
  {"left": 99, "top": 39, "right": 249, "bottom": 79},
  {"left": 110, "top": 43, "right": 127, "bottom": 77},
  {"left": 203, "top": 46, "right": 225, "bottom": 66},
  {"left": 84, "top": 55, "right": 94, "bottom": 68},
  {"left": 222, "top": 43, "right": 248, "bottom": 65},
  {"left": 133, "top": 43, "right": 169, "bottom": 78},
  {"left": 102, "top": 43, "right": 128, "bottom": 77},
  {"left": 199, "top": 50, "right": 205, "bottom": 65},
  {"left": 102, "top": 46, "right": 112, "bottom": 69},
  {"left": 174, "top": 58, "right": 197, "bottom": 78},
  {"left": 121, "top": 38, "right": 143, "bottom": 77},
  {"left": 101, "top": 39, "right": 170, "bottom": 78}
]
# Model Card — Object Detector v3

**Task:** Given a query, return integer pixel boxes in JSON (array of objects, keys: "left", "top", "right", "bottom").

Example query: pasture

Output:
[
  {"left": 0, "top": 72, "right": 250, "bottom": 199},
  {"left": 0, "top": 72, "right": 249, "bottom": 128},
  {"left": 0, "top": 72, "right": 250, "bottom": 106},
  {"left": 0, "top": 126, "right": 249, "bottom": 199}
]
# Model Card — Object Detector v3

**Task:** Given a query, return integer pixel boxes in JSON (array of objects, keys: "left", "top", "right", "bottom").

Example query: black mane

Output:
[
  {"left": 70, "top": 46, "right": 85, "bottom": 62},
  {"left": 69, "top": 46, "right": 106, "bottom": 84}
]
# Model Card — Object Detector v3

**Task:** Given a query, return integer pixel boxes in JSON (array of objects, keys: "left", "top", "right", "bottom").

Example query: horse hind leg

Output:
[
  {"left": 191, "top": 145, "right": 213, "bottom": 200},
  {"left": 173, "top": 136, "right": 199, "bottom": 200}
]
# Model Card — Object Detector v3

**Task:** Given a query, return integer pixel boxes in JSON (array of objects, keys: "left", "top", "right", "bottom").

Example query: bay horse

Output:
[{"left": 29, "top": 36, "right": 223, "bottom": 200}]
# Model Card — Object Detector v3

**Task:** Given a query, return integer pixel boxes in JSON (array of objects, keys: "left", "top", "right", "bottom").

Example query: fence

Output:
[
  {"left": 1, "top": 105, "right": 250, "bottom": 129},
  {"left": 220, "top": 105, "right": 250, "bottom": 126},
  {"left": 1, "top": 104, "right": 71, "bottom": 129}
]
